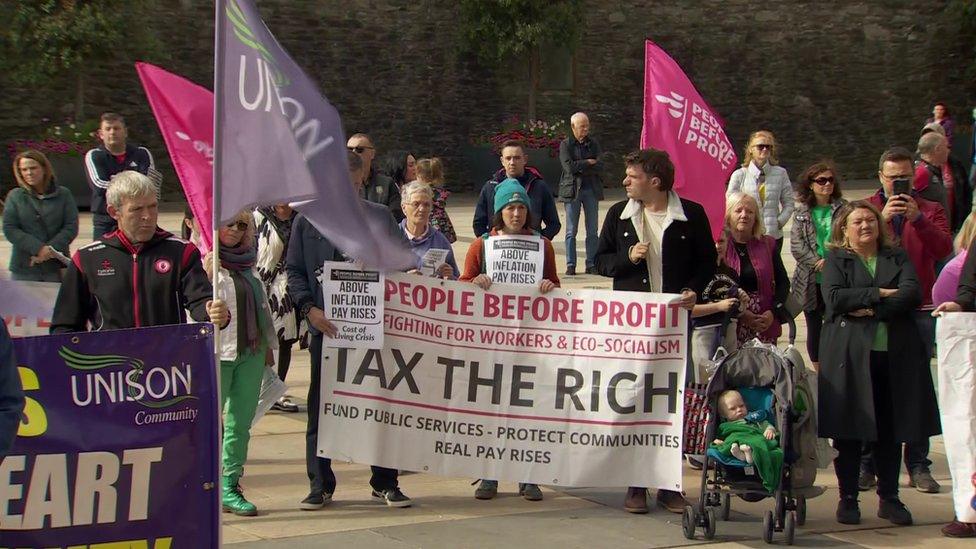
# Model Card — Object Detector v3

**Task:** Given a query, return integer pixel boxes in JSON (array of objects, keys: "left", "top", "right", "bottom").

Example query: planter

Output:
[
  {"left": 461, "top": 145, "right": 562, "bottom": 195},
  {"left": 47, "top": 154, "right": 91, "bottom": 210}
]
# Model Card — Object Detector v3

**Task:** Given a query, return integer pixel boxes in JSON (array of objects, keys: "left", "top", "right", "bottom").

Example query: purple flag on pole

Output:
[{"left": 216, "top": 0, "right": 414, "bottom": 269}]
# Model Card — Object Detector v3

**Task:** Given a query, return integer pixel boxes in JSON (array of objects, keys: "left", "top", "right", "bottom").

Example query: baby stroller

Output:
[{"left": 682, "top": 319, "right": 823, "bottom": 545}]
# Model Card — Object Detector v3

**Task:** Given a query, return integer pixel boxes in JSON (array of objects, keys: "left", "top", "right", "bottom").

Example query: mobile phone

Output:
[{"left": 892, "top": 178, "right": 911, "bottom": 197}]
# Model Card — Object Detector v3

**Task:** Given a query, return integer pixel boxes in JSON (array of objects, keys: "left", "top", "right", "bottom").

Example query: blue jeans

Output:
[{"left": 564, "top": 184, "right": 599, "bottom": 268}]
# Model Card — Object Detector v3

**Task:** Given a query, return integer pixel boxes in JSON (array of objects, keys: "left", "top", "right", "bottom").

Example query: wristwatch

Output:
[{"left": 300, "top": 301, "right": 316, "bottom": 319}]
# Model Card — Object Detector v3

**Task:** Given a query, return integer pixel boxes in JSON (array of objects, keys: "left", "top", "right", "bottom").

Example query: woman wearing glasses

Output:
[
  {"left": 204, "top": 211, "right": 277, "bottom": 517},
  {"left": 790, "top": 161, "right": 847, "bottom": 370},
  {"left": 399, "top": 181, "right": 459, "bottom": 279},
  {"left": 727, "top": 130, "right": 794, "bottom": 253}
]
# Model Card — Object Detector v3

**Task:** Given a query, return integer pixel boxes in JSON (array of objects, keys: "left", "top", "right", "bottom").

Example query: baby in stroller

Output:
[{"left": 710, "top": 389, "right": 784, "bottom": 492}]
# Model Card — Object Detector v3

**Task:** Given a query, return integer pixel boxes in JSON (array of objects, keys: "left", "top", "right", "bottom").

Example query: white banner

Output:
[
  {"left": 321, "top": 261, "right": 384, "bottom": 349},
  {"left": 2, "top": 280, "right": 59, "bottom": 337},
  {"left": 485, "top": 235, "right": 543, "bottom": 286},
  {"left": 937, "top": 313, "right": 976, "bottom": 523},
  {"left": 317, "top": 273, "right": 688, "bottom": 489}
]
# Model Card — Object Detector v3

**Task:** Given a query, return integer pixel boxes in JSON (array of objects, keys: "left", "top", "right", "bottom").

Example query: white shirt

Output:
[{"left": 641, "top": 208, "right": 667, "bottom": 293}]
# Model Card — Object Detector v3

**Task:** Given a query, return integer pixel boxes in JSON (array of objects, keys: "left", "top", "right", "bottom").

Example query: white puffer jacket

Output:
[
  {"left": 726, "top": 162, "right": 794, "bottom": 239},
  {"left": 213, "top": 266, "right": 278, "bottom": 362}
]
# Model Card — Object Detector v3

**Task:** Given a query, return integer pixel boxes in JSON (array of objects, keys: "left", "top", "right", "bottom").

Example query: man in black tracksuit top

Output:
[
  {"left": 85, "top": 113, "right": 157, "bottom": 239},
  {"left": 51, "top": 172, "right": 225, "bottom": 333}
]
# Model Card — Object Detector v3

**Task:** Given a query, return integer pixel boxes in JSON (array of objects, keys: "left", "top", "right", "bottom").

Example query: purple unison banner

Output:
[{"left": 0, "top": 324, "right": 219, "bottom": 548}]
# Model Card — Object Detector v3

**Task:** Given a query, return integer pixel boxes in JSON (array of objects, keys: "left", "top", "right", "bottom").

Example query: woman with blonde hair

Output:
[
  {"left": 3, "top": 150, "right": 78, "bottom": 281},
  {"left": 415, "top": 157, "right": 456, "bottom": 243},
  {"left": 726, "top": 130, "right": 794, "bottom": 253},
  {"left": 818, "top": 200, "right": 938, "bottom": 526},
  {"left": 204, "top": 210, "right": 277, "bottom": 516},
  {"left": 723, "top": 192, "right": 789, "bottom": 345},
  {"left": 931, "top": 211, "right": 976, "bottom": 306}
]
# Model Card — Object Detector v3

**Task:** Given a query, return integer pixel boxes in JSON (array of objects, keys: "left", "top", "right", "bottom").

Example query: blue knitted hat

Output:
[{"left": 493, "top": 178, "right": 531, "bottom": 214}]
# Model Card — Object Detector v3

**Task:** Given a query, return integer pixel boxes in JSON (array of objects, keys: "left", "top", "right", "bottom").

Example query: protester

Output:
[
  {"left": 914, "top": 132, "right": 951, "bottom": 222},
  {"left": 400, "top": 181, "right": 458, "bottom": 279},
  {"left": 932, "top": 212, "right": 976, "bottom": 306},
  {"left": 416, "top": 157, "right": 456, "bottom": 243},
  {"left": 926, "top": 102, "right": 955, "bottom": 148},
  {"left": 920, "top": 123, "right": 973, "bottom": 233},
  {"left": 819, "top": 200, "right": 940, "bottom": 527},
  {"left": 3, "top": 150, "right": 78, "bottom": 282},
  {"left": 254, "top": 204, "right": 303, "bottom": 413},
  {"left": 690, "top": 228, "right": 748, "bottom": 382},
  {"left": 347, "top": 133, "right": 404, "bottom": 222},
  {"left": 726, "top": 130, "right": 793, "bottom": 253},
  {"left": 286, "top": 151, "right": 412, "bottom": 510},
  {"left": 723, "top": 192, "right": 789, "bottom": 345},
  {"left": 203, "top": 210, "right": 277, "bottom": 516},
  {"left": 473, "top": 140, "right": 561, "bottom": 241},
  {"left": 594, "top": 148, "right": 715, "bottom": 514},
  {"left": 790, "top": 161, "right": 847, "bottom": 370},
  {"left": 933, "top": 219, "right": 976, "bottom": 537},
  {"left": 558, "top": 112, "right": 604, "bottom": 275},
  {"left": 461, "top": 178, "right": 558, "bottom": 502},
  {"left": 379, "top": 150, "right": 416, "bottom": 191},
  {"left": 861, "top": 147, "right": 951, "bottom": 494},
  {"left": 50, "top": 171, "right": 227, "bottom": 333},
  {"left": 84, "top": 112, "right": 157, "bottom": 239},
  {"left": 182, "top": 205, "right": 203, "bottom": 249},
  {"left": 0, "top": 321, "right": 24, "bottom": 460}
]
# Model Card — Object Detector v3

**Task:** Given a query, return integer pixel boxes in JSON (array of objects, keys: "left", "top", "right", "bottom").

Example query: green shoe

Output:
[{"left": 222, "top": 475, "right": 258, "bottom": 516}]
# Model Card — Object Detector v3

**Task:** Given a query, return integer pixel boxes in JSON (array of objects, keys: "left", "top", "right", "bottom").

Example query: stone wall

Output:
[{"left": 1, "top": 0, "right": 972, "bottom": 200}]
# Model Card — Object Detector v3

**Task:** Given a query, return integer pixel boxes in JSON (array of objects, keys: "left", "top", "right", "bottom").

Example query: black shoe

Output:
[
  {"left": 878, "top": 497, "right": 913, "bottom": 525},
  {"left": 518, "top": 483, "right": 543, "bottom": 501},
  {"left": 909, "top": 468, "right": 940, "bottom": 493},
  {"left": 300, "top": 491, "right": 332, "bottom": 510},
  {"left": 585, "top": 265, "right": 598, "bottom": 275},
  {"left": 371, "top": 486, "right": 412, "bottom": 508},
  {"left": 857, "top": 469, "right": 876, "bottom": 491},
  {"left": 271, "top": 396, "right": 300, "bottom": 413},
  {"left": 836, "top": 496, "right": 861, "bottom": 524},
  {"left": 565, "top": 265, "right": 576, "bottom": 276}
]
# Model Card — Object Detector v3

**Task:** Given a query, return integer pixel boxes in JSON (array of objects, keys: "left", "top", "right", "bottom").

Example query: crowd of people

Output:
[{"left": 2, "top": 104, "right": 976, "bottom": 537}]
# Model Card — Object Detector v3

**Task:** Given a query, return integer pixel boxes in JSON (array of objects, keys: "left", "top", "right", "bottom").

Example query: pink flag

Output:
[
  {"left": 136, "top": 62, "right": 215, "bottom": 253},
  {"left": 640, "top": 40, "right": 737, "bottom": 239}
]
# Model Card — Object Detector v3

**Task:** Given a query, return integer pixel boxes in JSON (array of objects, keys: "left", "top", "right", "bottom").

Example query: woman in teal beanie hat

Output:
[{"left": 459, "top": 177, "right": 559, "bottom": 502}]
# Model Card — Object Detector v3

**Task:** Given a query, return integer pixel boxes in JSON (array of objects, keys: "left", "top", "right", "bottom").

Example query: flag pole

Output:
[{"left": 212, "top": 0, "right": 226, "bottom": 544}]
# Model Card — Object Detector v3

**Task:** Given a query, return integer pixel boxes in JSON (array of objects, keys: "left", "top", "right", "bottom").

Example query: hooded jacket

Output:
[{"left": 51, "top": 228, "right": 212, "bottom": 333}]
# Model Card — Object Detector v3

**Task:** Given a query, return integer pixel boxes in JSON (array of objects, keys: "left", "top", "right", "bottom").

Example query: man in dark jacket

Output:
[
  {"left": 347, "top": 133, "right": 404, "bottom": 222},
  {"left": 558, "top": 112, "right": 604, "bottom": 275},
  {"left": 286, "top": 151, "right": 412, "bottom": 510},
  {"left": 51, "top": 171, "right": 227, "bottom": 333},
  {"left": 594, "top": 148, "right": 716, "bottom": 515},
  {"left": 0, "top": 322, "right": 24, "bottom": 460},
  {"left": 85, "top": 112, "right": 158, "bottom": 239},
  {"left": 473, "top": 140, "right": 561, "bottom": 240}
]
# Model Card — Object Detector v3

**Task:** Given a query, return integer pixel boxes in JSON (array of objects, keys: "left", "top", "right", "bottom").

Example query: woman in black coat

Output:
[{"left": 819, "top": 200, "right": 941, "bottom": 527}]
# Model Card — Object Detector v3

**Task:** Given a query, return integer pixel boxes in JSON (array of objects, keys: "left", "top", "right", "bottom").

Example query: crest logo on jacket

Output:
[
  {"left": 97, "top": 260, "right": 115, "bottom": 277},
  {"left": 154, "top": 258, "right": 172, "bottom": 274}
]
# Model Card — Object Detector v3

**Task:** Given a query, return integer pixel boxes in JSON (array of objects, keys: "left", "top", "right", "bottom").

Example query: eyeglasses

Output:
[
  {"left": 754, "top": 144, "right": 772, "bottom": 151},
  {"left": 405, "top": 201, "right": 432, "bottom": 210},
  {"left": 347, "top": 146, "right": 374, "bottom": 154},
  {"left": 226, "top": 221, "right": 249, "bottom": 231},
  {"left": 812, "top": 176, "right": 835, "bottom": 185}
]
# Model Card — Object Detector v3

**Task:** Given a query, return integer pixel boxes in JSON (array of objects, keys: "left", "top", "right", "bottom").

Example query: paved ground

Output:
[{"left": 3, "top": 181, "right": 960, "bottom": 548}]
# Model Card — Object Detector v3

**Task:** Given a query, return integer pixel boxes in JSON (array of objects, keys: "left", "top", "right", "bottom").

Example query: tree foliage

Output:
[{"left": 458, "top": 0, "right": 584, "bottom": 64}]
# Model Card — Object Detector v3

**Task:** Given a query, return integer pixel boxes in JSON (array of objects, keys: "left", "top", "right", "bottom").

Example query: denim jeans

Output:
[{"left": 564, "top": 183, "right": 599, "bottom": 268}]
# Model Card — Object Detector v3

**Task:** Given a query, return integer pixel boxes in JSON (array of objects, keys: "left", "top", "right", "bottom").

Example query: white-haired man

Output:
[
  {"left": 557, "top": 112, "right": 603, "bottom": 275},
  {"left": 51, "top": 171, "right": 227, "bottom": 333}
]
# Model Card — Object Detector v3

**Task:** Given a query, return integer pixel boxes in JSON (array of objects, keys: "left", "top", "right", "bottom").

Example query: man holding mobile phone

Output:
[{"left": 860, "top": 146, "right": 952, "bottom": 495}]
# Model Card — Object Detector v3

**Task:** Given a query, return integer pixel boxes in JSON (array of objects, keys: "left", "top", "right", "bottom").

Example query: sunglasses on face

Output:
[
  {"left": 347, "top": 146, "right": 374, "bottom": 154},
  {"left": 226, "top": 221, "right": 248, "bottom": 231},
  {"left": 812, "top": 176, "right": 835, "bottom": 185},
  {"left": 754, "top": 144, "right": 772, "bottom": 151}
]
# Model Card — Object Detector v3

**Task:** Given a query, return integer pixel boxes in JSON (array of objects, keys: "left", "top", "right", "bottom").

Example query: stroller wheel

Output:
[
  {"left": 795, "top": 497, "right": 806, "bottom": 526},
  {"left": 784, "top": 510, "right": 796, "bottom": 545},
  {"left": 681, "top": 505, "right": 697, "bottom": 539},
  {"left": 762, "top": 510, "right": 774, "bottom": 544},
  {"left": 704, "top": 507, "right": 717, "bottom": 540},
  {"left": 719, "top": 493, "right": 731, "bottom": 521}
]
